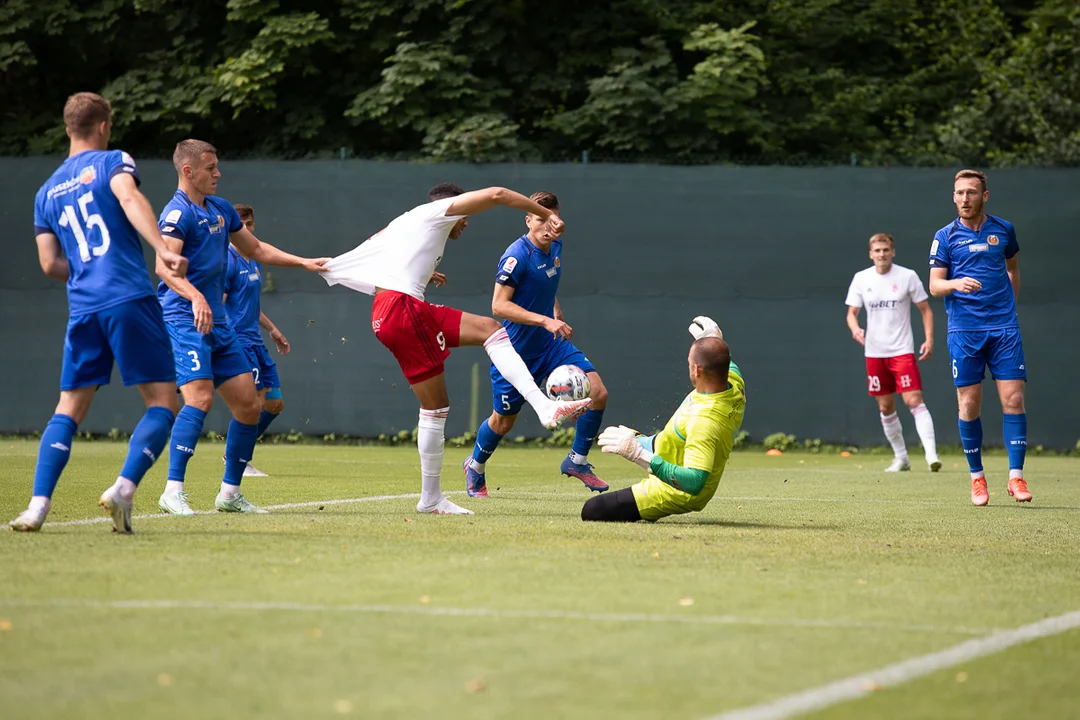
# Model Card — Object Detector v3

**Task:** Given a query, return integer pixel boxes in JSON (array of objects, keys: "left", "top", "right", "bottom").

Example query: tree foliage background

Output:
[{"left": 1, "top": 0, "right": 1077, "bottom": 164}]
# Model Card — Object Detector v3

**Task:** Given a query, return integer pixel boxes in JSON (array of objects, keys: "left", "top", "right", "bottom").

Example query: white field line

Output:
[
  {"left": 0, "top": 597, "right": 996, "bottom": 637},
  {"left": 707, "top": 609, "right": 1080, "bottom": 720},
  {"left": 45, "top": 492, "right": 426, "bottom": 527}
]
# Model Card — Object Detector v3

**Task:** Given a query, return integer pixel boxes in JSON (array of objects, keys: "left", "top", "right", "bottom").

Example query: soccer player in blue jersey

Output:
[
  {"left": 222, "top": 203, "right": 290, "bottom": 477},
  {"left": 10, "top": 92, "right": 188, "bottom": 533},
  {"left": 463, "top": 192, "right": 610, "bottom": 496},
  {"left": 155, "top": 140, "right": 327, "bottom": 516},
  {"left": 929, "top": 169, "right": 1030, "bottom": 506}
]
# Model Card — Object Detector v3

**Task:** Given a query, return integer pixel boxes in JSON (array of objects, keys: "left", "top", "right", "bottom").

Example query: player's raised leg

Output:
[
  {"left": 561, "top": 371, "right": 609, "bottom": 491},
  {"left": 10, "top": 388, "right": 94, "bottom": 532},
  {"left": 459, "top": 314, "right": 591, "bottom": 430},
  {"left": 214, "top": 366, "right": 268, "bottom": 514},
  {"left": 411, "top": 374, "right": 472, "bottom": 515}
]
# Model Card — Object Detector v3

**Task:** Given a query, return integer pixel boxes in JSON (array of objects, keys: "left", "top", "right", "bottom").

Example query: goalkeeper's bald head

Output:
[{"left": 689, "top": 336, "right": 731, "bottom": 389}]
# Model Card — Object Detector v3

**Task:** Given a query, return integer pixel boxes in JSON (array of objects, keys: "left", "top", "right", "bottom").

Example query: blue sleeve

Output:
[
  {"left": 105, "top": 150, "right": 141, "bottom": 186},
  {"left": 928, "top": 230, "right": 950, "bottom": 269},
  {"left": 495, "top": 249, "right": 527, "bottom": 288},
  {"left": 223, "top": 202, "right": 244, "bottom": 233},
  {"left": 159, "top": 205, "right": 187, "bottom": 241},
  {"left": 1004, "top": 223, "right": 1019, "bottom": 259},
  {"left": 223, "top": 253, "right": 238, "bottom": 296},
  {"left": 33, "top": 188, "right": 51, "bottom": 236}
]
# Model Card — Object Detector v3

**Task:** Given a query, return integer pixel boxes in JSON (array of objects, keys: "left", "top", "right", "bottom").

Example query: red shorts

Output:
[
  {"left": 372, "top": 290, "right": 462, "bottom": 385},
  {"left": 865, "top": 354, "right": 922, "bottom": 396}
]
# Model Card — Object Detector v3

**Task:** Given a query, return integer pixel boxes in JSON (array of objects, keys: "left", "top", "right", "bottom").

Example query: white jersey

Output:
[
  {"left": 844, "top": 264, "right": 929, "bottom": 358},
  {"left": 321, "top": 197, "right": 465, "bottom": 301}
]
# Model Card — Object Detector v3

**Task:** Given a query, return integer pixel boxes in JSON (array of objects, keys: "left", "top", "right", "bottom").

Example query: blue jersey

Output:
[
  {"left": 929, "top": 215, "right": 1019, "bottom": 332},
  {"left": 157, "top": 190, "right": 243, "bottom": 322},
  {"left": 495, "top": 235, "right": 563, "bottom": 358},
  {"left": 224, "top": 246, "right": 264, "bottom": 346},
  {"left": 33, "top": 149, "right": 154, "bottom": 316}
]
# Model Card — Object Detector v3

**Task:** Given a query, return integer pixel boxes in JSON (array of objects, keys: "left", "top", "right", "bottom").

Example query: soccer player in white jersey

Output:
[
  {"left": 845, "top": 233, "right": 941, "bottom": 472},
  {"left": 322, "top": 184, "right": 592, "bottom": 515}
]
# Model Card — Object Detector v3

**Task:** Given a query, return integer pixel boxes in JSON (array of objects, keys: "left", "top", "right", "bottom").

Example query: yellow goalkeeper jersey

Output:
[{"left": 652, "top": 362, "right": 746, "bottom": 504}]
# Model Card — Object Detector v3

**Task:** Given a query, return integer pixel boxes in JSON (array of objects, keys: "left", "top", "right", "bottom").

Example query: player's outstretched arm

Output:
[
  {"left": 598, "top": 425, "right": 711, "bottom": 494},
  {"left": 492, "top": 284, "right": 572, "bottom": 340},
  {"left": 109, "top": 174, "right": 187, "bottom": 275},
  {"left": 35, "top": 234, "right": 69, "bottom": 282},
  {"left": 446, "top": 188, "right": 564, "bottom": 234},
  {"left": 230, "top": 226, "right": 328, "bottom": 272},
  {"left": 259, "top": 311, "right": 290, "bottom": 355}
]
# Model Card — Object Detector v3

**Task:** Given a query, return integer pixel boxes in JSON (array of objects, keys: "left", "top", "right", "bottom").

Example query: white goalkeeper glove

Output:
[
  {"left": 688, "top": 315, "right": 723, "bottom": 340},
  {"left": 598, "top": 425, "right": 654, "bottom": 470}
]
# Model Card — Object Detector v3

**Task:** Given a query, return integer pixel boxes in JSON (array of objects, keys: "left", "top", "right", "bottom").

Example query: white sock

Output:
[
  {"left": 218, "top": 483, "right": 239, "bottom": 499},
  {"left": 569, "top": 451, "right": 588, "bottom": 465},
  {"left": 910, "top": 403, "right": 938, "bottom": 459},
  {"left": 469, "top": 458, "right": 485, "bottom": 473},
  {"left": 880, "top": 412, "right": 908, "bottom": 459},
  {"left": 28, "top": 496, "right": 50, "bottom": 513},
  {"left": 972, "top": 470, "right": 985, "bottom": 481},
  {"left": 165, "top": 480, "right": 185, "bottom": 496},
  {"left": 418, "top": 408, "right": 449, "bottom": 508},
  {"left": 484, "top": 329, "right": 549, "bottom": 413},
  {"left": 114, "top": 477, "right": 137, "bottom": 503},
  {"left": 1009, "top": 469, "right": 1023, "bottom": 480}
]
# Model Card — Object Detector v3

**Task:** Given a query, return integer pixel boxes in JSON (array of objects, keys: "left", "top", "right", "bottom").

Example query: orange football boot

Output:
[
  {"left": 971, "top": 477, "right": 989, "bottom": 506},
  {"left": 1007, "top": 476, "right": 1032, "bottom": 503}
]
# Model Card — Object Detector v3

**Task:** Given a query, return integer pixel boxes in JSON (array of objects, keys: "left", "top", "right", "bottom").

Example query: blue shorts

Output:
[
  {"left": 947, "top": 328, "right": 1027, "bottom": 387},
  {"left": 491, "top": 339, "right": 596, "bottom": 416},
  {"left": 61, "top": 296, "right": 175, "bottom": 391},
  {"left": 166, "top": 319, "right": 253, "bottom": 388},
  {"left": 242, "top": 342, "right": 280, "bottom": 391}
]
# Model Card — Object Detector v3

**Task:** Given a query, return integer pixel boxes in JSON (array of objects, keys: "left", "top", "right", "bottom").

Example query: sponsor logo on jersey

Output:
[
  {"left": 165, "top": 209, "right": 182, "bottom": 224},
  {"left": 501, "top": 257, "right": 518, "bottom": 273},
  {"left": 79, "top": 167, "right": 96, "bottom": 184},
  {"left": 867, "top": 300, "right": 900, "bottom": 309},
  {"left": 987, "top": 235, "right": 999, "bottom": 245},
  {"left": 930, "top": 239, "right": 940, "bottom": 256},
  {"left": 121, "top": 151, "right": 136, "bottom": 168},
  {"left": 161, "top": 225, "right": 176, "bottom": 234},
  {"left": 968, "top": 243, "right": 989, "bottom": 252}
]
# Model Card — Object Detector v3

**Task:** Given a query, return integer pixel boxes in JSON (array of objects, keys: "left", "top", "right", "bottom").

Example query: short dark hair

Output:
[
  {"left": 173, "top": 139, "right": 218, "bottom": 174},
  {"left": 428, "top": 183, "right": 465, "bottom": 202},
  {"left": 233, "top": 203, "right": 254, "bottom": 222},
  {"left": 691, "top": 337, "right": 731, "bottom": 379},
  {"left": 63, "top": 92, "right": 112, "bottom": 139},
  {"left": 530, "top": 191, "right": 559, "bottom": 211}
]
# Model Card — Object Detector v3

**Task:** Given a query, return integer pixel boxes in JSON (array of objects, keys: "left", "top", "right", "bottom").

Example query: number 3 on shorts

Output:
[{"left": 187, "top": 350, "right": 201, "bottom": 372}]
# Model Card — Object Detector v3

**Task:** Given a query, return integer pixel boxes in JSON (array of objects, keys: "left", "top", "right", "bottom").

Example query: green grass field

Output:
[{"left": 1, "top": 440, "right": 1078, "bottom": 719}]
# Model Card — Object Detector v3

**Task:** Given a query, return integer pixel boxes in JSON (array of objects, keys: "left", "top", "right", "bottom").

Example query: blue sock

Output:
[
  {"left": 32, "top": 414, "right": 78, "bottom": 498},
  {"left": 119, "top": 407, "right": 175, "bottom": 486},
  {"left": 958, "top": 417, "right": 983, "bottom": 474},
  {"left": 223, "top": 419, "right": 259, "bottom": 486},
  {"left": 572, "top": 408, "right": 605, "bottom": 457},
  {"left": 1003, "top": 413, "right": 1027, "bottom": 471},
  {"left": 471, "top": 419, "right": 503, "bottom": 466},
  {"left": 256, "top": 410, "right": 278, "bottom": 439},
  {"left": 168, "top": 405, "right": 207, "bottom": 483}
]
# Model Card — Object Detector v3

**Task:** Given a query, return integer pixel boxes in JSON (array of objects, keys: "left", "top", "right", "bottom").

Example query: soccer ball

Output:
[{"left": 544, "top": 365, "right": 591, "bottom": 401}]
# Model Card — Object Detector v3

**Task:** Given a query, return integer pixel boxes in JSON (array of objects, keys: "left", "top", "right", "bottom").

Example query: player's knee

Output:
[
  {"left": 489, "top": 411, "right": 516, "bottom": 435},
  {"left": 902, "top": 393, "right": 923, "bottom": 410},
  {"left": 479, "top": 316, "right": 502, "bottom": 338},
  {"left": 182, "top": 386, "right": 214, "bottom": 412},
  {"left": 1001, "top": 389, "right": 1025, "bottom": 414},
  {"left": 264, "top": 398, "right": 284, "bottom": 415},
  {"left": 590, "top": 380, "right": 609, "bottom": 409}
]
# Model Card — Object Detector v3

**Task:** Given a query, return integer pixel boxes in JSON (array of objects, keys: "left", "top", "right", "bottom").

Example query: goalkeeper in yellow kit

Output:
[{"left": 581, "top": 316, "right": 745, "bottom": 522}]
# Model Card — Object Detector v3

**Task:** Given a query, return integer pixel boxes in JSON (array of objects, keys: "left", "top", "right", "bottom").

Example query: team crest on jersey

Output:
[
  {"left": 79, "top": 167, "right": 96, "bottom": 184},
  {"left": 553, "top": 256, "right": 560, "bottom": 268},
  {"left": 987, "top": 235, "right": 999, "bottom": 245},
  {"left": 891, "top": 283, "right": 898, "bottom": 293},
  {"left": 217, "top": 215, "right": 225, "bottom": 227}
]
